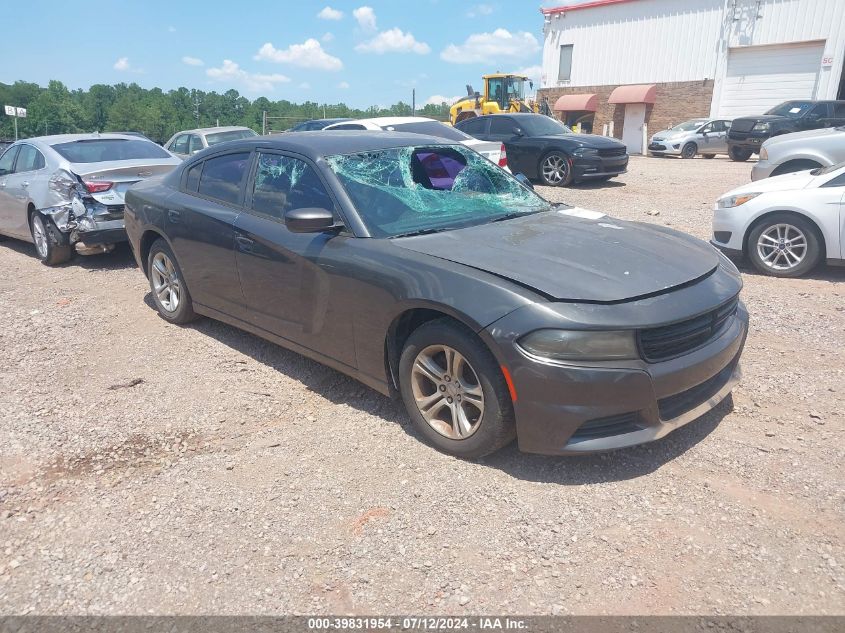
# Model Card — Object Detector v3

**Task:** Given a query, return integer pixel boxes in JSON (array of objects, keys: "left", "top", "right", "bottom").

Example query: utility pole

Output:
[
  {"left": 262, "top": 110, "right": 266, "bottom": 135},
  {"left": 193, "top": 97, "right": 201, "bottom": 125},
  {"left": 412, "top": 89, "right": 416, "bottom": 116}
]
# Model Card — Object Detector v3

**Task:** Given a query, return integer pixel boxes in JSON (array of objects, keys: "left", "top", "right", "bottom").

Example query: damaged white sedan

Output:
[{"left": 0, "top": 134, "right": 181, "bottom": 265}]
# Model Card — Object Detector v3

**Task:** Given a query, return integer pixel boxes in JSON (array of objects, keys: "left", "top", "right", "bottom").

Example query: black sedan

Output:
[
  {"left": 456, "top": 113, "right": 628, "bottom": 186},
  {"left": 124, "top": 132, "right": 747, "bottom": 458}
]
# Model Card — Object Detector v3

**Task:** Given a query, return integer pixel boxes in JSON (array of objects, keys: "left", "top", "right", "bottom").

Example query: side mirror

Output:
[
  {"left": 514, "top": 173, "right": 534, "bottom": 190},
  {"left": 191, "top": 149, "right": 203, "bottom": 155},
  {"left": 284, "top": 207, "right": 338, "bottom": 233},
  {"left": 513, "top": 127, "right": 524, "bottom": 137}
]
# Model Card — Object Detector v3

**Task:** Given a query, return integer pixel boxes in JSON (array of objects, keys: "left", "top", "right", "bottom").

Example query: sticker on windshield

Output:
[
  {"left": 789, "top": 107, "right": 802, "bottom": 113},
  {"left": 558, "top": 207, "right": 605, "bottom": 220}
]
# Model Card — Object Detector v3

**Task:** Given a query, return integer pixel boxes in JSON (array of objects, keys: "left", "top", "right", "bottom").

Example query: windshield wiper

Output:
[{"left": 391, "top": 227, "right": 451, "bottom": 238}]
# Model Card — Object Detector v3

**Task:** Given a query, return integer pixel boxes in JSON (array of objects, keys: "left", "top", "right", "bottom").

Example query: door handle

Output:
[
  {"left": 235, "top": 235, "right": 255, "bottom": 252},
  {"left": 167, "top": 209, "right": 181, "bottom": 223}
]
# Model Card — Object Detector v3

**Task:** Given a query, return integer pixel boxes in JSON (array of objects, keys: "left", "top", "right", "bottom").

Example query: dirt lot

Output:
[{"left": 0, "top": 155, "right": 842, "bottom": 615}]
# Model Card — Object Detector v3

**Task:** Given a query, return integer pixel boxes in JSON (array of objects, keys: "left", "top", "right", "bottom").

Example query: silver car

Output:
[
  {"left": 164, "top": 126, "right": 258, "bottom": 159},
  {"left": 751, "top": 126, "right": 845, "bottom": 180},
  {"left": 0, "top": 134, "right": 181, "bottom": 265},
  {"left": 648, "top": 118, "right": 732, "bottom": 159}
]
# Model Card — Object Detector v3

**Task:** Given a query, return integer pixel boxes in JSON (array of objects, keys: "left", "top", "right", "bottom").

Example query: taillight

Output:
[
  {"left": 498, "top": 143, "right": 508, "bottom": 167},
  {"left": 83, "top": 180, "right": 114, "bottom": 193}
]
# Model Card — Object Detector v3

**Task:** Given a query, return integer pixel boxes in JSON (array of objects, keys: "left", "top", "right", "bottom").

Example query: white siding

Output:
[
  {"left": 718, "top": 42, "right": 825, "bottom": 117},
  {"left": 540, "top": 0, "right": 845, "bottom": 114},
  {"left": 541, "top": 0, "right": 724, "bottom": 88}
]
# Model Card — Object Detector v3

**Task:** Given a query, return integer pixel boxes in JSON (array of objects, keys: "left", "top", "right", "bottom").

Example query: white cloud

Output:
[
  {"left": 466, "top": 3, "right": 494, "bottom": 17},
  {"left": 353, "top": 6, "right": 377, "bottom": 31},
  {"left": 182, "top": 56, "right": 204, "bottom": 66},
  {"left": 515, "top": 65, "right": 543, "bottom": 85},
  {"left": 299, "top": 82, "right": 311, "bottom": 90},
  {"left": 206, "top": 60, "right": 291, "bottom": 92},
  {"left": 322, "top": 32, "right": 335, "bottom": 42},
  {"left": 113, "top": 57, "right": 130, "bottom": 71},
  {"left": 440, "top": 28, "right": 540, "bottom": 64},
  {"left": 254, "top": 40, "right": 343, "bottom": 71},
  {"left": 168, "top": 25, "right": 176, "bottom": 33},
  {"left": 317, "top": 6, "right": 343, "bottom": 20},
  {"left": 425, "top": 94, "right": 461, "bottom": 106},
  {"left": 355, "top": 28, "right": 430, "bottom": 55},
  {"left": 337, "top": 81, "right": 350, "bottom": 89}
]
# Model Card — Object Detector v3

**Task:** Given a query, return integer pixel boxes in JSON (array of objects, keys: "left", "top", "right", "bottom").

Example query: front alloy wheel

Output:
[
  {"left": 411, "top": 345, "right": 485, "bottom": 440},
  {"left": 747, "top": 214, "right": 821, "bottom": 278},
  {"left": 539, "top": 152, "right": 573, "bottom": 187},
  {"left": 399, "top": 319, "right": 515, "bottom": 458}
]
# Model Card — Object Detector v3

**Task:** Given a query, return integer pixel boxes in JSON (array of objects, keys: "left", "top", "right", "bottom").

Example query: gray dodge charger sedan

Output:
[{"left": 124, "top": 132, "right": 748, "bottom": 458}]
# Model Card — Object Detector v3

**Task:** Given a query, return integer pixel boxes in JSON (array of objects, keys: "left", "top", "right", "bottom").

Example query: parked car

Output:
[
  {"left": 456, "top": 113, "right": 628, "bottom": 186},
  {"left": 648, "top": 118, "right": 732, "bottom": 159},
  {"left": 163, "top": 126, "right": 258, "bottom": 159},
  {"left": 712, "top": 162, "right": 845, "bottom": 277},
  {"left": 288, "top": 118, "right": 353, "bottom": 132},
  {"left": 0, "top": 139, "right": 13, "bottom": 154},
  {"left": 727, "top": 100, "right": 845, "bottom": 162},
  {"left": 0, "top": 134, "right": 181, "bottom": 265},
  {"left": 751, "top": 126, "right": 845, "bottom": 180},
  {"left": 124, "top": 131, "right": 747, "bottom": 458},
  {"left": 322, "top": 116, "right": 508, "bottom": 170}
]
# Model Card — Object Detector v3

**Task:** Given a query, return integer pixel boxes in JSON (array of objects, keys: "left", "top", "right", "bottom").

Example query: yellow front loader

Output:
[{"left": 449, "top": 73, "right": 551, "bottom": 125}]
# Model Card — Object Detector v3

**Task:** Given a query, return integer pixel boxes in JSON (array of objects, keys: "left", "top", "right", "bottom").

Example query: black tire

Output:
[
  {"left": 398, "top": 318, "right": 516, "bottom": 458},
  {"left": 30, "top": 212, "right": 72, "bottom": 266},
  {"left": 538, "top": 151, "right": 573, "bottom": 187},
  {"left": 147, "top": 238, "right": 197, "bottom": 324},
  {"left": 770, "top": 160, "right": 822, "bottom": 177},
  {"left": 681, "top": 142, "right": 698, "bottom": 159},
  {"left": 702, "top": 154, "right": 716, "bottom": 159},
  {"left": 729, "top": 146, "right": 753, "bottom": 162},
  {"left": 746, "top": 213, "right": 822, "bottom": 278}
]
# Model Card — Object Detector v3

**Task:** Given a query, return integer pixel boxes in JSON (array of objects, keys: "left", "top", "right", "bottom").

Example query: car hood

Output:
[
  {"left": 762, "top": 126, "right": 845, "bottom": 147},
  {"left": 722, "top": 169, "right": 819, "bottom": 196},
  {"left": 393, "top": 210, "right": 719, "bottom": 303},
  {"left": 529, "top": 134, "right": 626, "bottom": 149}
]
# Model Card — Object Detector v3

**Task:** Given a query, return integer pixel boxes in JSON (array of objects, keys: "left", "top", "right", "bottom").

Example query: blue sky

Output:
[{"left": 0, "top": 0, "right": 575, "bottom": 107}]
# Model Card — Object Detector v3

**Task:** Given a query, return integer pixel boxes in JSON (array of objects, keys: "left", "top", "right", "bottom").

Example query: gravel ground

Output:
[{"left": 0, "top": 155, "right": 842, "bottom": 615}]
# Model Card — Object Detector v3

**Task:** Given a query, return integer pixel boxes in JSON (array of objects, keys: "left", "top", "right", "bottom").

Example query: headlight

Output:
[
  {"left": 517, "top": 329, "right": 639, "bottom": 361},
  {"left": 573, "top": 147, "right": 599, "bottom": 157},
  {"left": 759, "top": 147, "right": 768, "bottom": 160},
  {"left": 717, "top": 192, "right": 760, "bottom": 208},
  {"left": 752, "top": 122, "right": 770, "bottom": 133}
]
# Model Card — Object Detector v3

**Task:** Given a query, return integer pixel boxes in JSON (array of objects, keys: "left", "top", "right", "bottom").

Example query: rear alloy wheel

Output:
[
  {"left": 147, "top": 239, "right": 196, "bottom": 324},
  {"left": 729, "top": 146, "right": 752, "bottom": 162},
  {"left": 399, "top": 319, "right": 515, "bottom": 458},
  {"left": 539, "top": 152, "right": 573, "bottom": 187},
  {"left": 747, "top": 214, "right": 821, "bottom": 278},
  {"left": 681, "top": 142, "right": 698, "bottom": 159},
  {"left": 30, "top": 212, "right": 71, "bottom": 266}
]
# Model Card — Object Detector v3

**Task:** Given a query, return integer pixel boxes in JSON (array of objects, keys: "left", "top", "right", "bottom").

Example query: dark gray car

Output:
[{"left": 124, "top": 132, "right": 748, "bottom": 458}]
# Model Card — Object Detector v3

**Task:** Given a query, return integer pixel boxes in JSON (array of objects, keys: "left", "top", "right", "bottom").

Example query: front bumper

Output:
[
  {"left": 727, "top": 133, "right": 768, "bottom": 154},
  {"left": 573, "top": 154, "right": 629, "bottom": 179},
  {"left": 487, "top": 298, "right": 748, "bottom": 455},
  {"left": 648, "top": 139, "right": 682, "bottom": 155}
]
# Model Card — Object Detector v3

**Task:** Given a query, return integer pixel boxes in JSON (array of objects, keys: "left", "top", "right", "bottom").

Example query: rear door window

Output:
[
  {"left": 171, "top": 135, "right": 189, "bottom": 154},
  {"left": 489, "top": 117, "right": 516, "bottom": 136},
  {"left": 188, "top": 135, "right": 204, "bottom": 154},
  {"left": 457, "top": 117, "right": 489, "bottom": 136},
  {"left": 185, "top": 162, "right": 202, "bottom": 192},
  {"left": 14, "top": 145, "right": 46, "bottom": 172},
  {"left": 196, "top": 152, "right": 251, "bottom": 205},
  {"left": 0, "top": 146, "right": 19, "bottom": 176}
]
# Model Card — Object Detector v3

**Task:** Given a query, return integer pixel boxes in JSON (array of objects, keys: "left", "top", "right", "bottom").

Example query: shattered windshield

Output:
[{"left": 326, "top": 144, "right": 550, "bottom": 238}]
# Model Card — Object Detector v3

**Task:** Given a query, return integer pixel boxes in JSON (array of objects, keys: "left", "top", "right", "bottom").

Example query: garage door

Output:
[{"left": 718, "top": 42, "right": 824, "bottom": 117}]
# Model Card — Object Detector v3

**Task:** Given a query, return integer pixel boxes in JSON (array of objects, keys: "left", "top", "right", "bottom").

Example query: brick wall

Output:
[{"left": 539, "top": 80, "right": 715, "bottom": 139}]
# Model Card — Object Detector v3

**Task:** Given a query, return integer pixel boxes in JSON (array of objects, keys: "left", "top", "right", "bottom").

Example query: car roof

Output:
[
  {"left": 180, "top": 126, "right": 255, "bottom": 135},
  {"left": 203, "top": 131, "right": 452, "bottom": 158},
  {"left": 352, "top": 116, "right": 440, "bottom": 127}
]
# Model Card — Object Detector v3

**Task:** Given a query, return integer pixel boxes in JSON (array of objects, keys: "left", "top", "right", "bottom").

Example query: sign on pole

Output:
[
  {"left": 3, "top": 105, "right": 14, "bottom": 116},
  {"left": 16, "top": 107, "right": 26, "bottom": 118}
]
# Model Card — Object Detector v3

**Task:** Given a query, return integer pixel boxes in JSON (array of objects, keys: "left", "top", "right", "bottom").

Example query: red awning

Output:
[
  {"left": 607, "top": 84, "right": 657, "bottom": 104},
  {"left": 553, "top": 93, "right": 598, "bottom": 112}
]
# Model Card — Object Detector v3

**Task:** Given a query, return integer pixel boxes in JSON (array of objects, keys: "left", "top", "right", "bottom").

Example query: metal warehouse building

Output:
[{"left": 538, "top": 0, "right": 845, "bottom": 152}]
